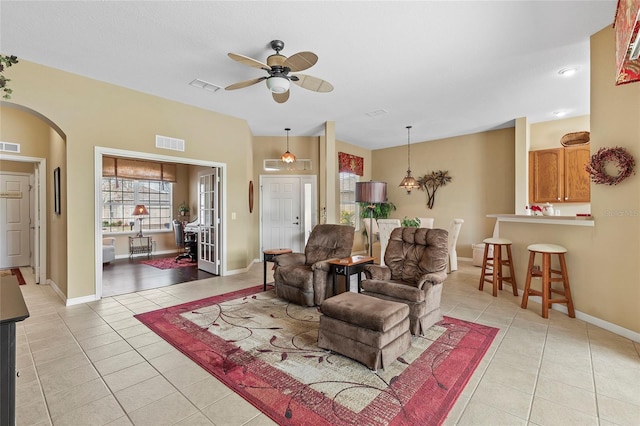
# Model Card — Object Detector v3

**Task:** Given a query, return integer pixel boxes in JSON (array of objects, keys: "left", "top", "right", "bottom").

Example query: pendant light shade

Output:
[
  {"left": 399, "top": 125, "right": 420, "bottom": 193},
  {"left": 280, "top": 127, "right": 296, "bottom": 163}
]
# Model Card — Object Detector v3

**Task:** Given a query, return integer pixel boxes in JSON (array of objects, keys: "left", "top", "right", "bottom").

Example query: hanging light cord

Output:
[
  {"left": 286, "top": 128, "right": 290, "bottom": 151},
  {"left": 406, "top": 125, "right": 412, "bottom": 173}
]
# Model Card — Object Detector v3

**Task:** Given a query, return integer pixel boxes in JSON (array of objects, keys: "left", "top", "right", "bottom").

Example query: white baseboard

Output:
[
  {"left": 527, "top": 295, "right": 640, "bottom": 343},
  {"left": 48, "top": 278, "right": 99, "bottom": 306},
  {"left": 226, "top": 259, "right": 256, "bottom": 276}
]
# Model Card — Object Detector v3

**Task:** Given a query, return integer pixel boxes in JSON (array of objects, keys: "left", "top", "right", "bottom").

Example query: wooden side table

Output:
[
  {"left": 328, "top": 255, "right": 375, "bottom": 295},
  {"left": 263, "top": 248, "right": 292, "bottom": 291}
]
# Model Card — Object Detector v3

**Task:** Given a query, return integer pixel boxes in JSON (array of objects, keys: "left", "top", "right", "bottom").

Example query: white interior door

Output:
[
  {"left": 261, "top": 176, "right": 312, "bottom": 253},
  {"left": 197, "top": 168, "right": 221, "bottom": 275},
  {"left": 0, "top": 173, "right": 31, "bottom": 268}
]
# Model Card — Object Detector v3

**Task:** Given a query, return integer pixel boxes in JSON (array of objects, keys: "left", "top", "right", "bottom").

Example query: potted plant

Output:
[
  {"left": 401, "top": 217, "right": 420, "bottom": 227},
  {"left": 178, "top": 201, "right": 190, "bottom": 217},
  {"left": 358, "top": 201, "right": 396, "bottom": 240}
]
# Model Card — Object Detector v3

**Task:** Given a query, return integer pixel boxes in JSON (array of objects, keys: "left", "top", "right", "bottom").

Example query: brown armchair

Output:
[
  {"left": 362, "top": 227, "right": 448, "bottom": 335},
  {"left": 274, "top": 224, "right": 355, "bottom": 306}
]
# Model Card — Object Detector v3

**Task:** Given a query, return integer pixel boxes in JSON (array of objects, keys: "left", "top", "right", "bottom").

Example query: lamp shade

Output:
[
  {"left": 266, "top": 76, "right": 290, "bottom": 93},
  {"left": 399, "top": 174, "right": 420, "bottom": 192},
  {"left": 355, "top": 181, "right": 387, "bottom": 204},
  {"left": 281, "top": 150, "right": 296, "bottom": 163},
  {"left": 132, "top": 204, "right": 149, "bottom": 216}
]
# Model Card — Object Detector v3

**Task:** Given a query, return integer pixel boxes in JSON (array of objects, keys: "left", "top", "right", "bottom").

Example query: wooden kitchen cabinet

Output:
[{"left": 529, "top": 146, "right": 590, "bottom": 203}]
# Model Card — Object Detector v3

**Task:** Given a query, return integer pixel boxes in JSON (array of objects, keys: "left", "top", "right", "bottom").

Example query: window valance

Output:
[
  {"left": 102, "top": 156, "right": 177, "bottom": 182},
  {"left": 338, "top": 152, "right": 364, "bottom": 176}
]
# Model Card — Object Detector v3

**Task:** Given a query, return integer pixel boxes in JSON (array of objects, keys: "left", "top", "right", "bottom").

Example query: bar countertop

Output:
[
  {"left": 0, "top": 274, "right": 30, "bottom": 324},
  {"left": 487, "top": 214, "right": 595, "bottom": 227}
]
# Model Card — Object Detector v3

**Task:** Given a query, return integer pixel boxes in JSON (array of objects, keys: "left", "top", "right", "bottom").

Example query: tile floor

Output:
[{"left": 12, "top": 261, "right": 640, "bottom": 425}]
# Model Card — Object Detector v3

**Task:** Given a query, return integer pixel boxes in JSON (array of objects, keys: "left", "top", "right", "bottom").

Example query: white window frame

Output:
[{"left": 339, "top": 171, "right": 360, "bottom": 230}]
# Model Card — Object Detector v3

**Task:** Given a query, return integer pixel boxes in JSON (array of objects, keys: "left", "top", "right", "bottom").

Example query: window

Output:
[
  {"left": 102, "top": 177, "right": 172, "bottom": 233},
  {"left": 339, "top": 172, "right": 359, "bottom": 229}
]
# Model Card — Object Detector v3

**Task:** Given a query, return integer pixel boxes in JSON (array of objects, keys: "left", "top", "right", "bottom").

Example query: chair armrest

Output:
[
  {"left": 362, "top": 279, "right": 424, "bottom": 302},
  {"left": 415, "top": 271, "right": 447, "bottom": 290},
  {"left": 273, "top": 253, "right": 306, "bottom": 267},
  {"left": 363, "top": 265, "right": 391, "bottom": 281},
  {"left": 311, "top": 258, "right": 339, "bottom": 272}
]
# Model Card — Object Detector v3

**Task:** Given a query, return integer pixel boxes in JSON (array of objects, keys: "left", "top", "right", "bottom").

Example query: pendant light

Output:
[
  {"left": 398, "top": 125, "right": 419, "bottom": 193},
  {"left": 280, "top": 127, "right": 296, "bottom": 163}
]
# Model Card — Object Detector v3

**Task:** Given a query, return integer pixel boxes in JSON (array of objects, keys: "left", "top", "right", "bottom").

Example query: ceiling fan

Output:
[{"left": 225, "top": 40, "right": 333, "bottom": 103}]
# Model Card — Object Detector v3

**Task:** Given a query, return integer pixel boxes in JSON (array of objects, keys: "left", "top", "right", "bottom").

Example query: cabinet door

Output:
[
  {"left": 530, "top": 148, "right": 564, "bottom": 203},
  {"left": 564, "top": 146, "right": 590, "bottom": 202}
]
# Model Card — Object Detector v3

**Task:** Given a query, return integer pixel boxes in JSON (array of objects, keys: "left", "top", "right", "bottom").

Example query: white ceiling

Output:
[{"left": 0, "top": 1, "right": 617, "bottom": 150}]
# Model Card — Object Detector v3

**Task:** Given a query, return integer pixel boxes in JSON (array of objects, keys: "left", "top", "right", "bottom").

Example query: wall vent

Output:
[
  {"left": 263, "top": 159, "right": 312, "bottom": 171},
  {"left": 155, "top": 135, "right": 185, "bottom": 152},
  {"left": 0, "top": 141, "right": 20, "bottom": 153}
]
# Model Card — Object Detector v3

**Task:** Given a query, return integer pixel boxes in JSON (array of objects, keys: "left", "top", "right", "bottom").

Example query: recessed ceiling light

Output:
[
  {"left": 558, "top": 67, "right": 578, "bottom": 77},
  {"left": 553, "top": 110, "right": 568, "bottom": 117}
]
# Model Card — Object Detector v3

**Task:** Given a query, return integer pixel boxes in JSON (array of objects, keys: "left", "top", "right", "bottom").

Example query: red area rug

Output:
[
  {"left": 135, "top": 287, "right": 498, "bottom": 425},
  {"left": 139, "top": 256, "right": 196, "bottom": 270},
  {"left": 0, "top": 268, "right": 26, "bottom": 285}
]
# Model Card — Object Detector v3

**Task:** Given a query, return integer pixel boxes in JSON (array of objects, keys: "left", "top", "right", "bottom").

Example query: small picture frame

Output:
[{"left": 53, "top": 167, "right": 61, "bottom": 215}]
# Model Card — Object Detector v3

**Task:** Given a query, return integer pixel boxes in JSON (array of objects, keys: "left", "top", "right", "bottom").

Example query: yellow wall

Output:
[
  {"left": 0, "top": 160, "right": 34, "bottom": 173},
  {"left": 372, "top": 128, "right": 516, "bottom": 258},
  {"left": 8, "top": 60, "right": 254, "bottom": 299}
]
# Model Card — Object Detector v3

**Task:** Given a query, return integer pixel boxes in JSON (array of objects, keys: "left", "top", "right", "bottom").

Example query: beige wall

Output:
[
  {"left": 0, "top": 106, "right": 67, "bottom": 292},
  {"left": 499, "top": 26, "right": 639, "bottom": 335},
  {"left": 9, "top": 60, "right": 254, "bottom": 299},
  {"left": 372, "top": 128, "right": 516, "bottom": 258}
]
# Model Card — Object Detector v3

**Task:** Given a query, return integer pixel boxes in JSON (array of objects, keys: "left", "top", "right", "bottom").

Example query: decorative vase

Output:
[{"left": 542, "top": 203, "right": 554, "bottom": 216}]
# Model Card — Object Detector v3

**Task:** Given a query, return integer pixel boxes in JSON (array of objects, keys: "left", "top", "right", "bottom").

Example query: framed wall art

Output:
[{"left": 54, "top": 166, "right": 61, "bottom": 215}]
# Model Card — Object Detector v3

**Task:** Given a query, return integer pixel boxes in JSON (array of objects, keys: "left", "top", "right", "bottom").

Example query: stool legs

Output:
[
  {"left": 505, "top": 244, "right": 519, "bottom": 296},
  {"left": 521, "top": 251, "right": 575, "bottom": 319},
  {"left": 479, "top": 243, "right": 518, "bottom": 297}
]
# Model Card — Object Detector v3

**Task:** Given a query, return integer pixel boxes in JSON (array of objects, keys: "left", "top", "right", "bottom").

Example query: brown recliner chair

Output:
[
  {"left": 362, "top": 227, "right": 448, "bottom": 335},
  {"left": 274, "top": 224, "right": 355, "bottom": 306}
]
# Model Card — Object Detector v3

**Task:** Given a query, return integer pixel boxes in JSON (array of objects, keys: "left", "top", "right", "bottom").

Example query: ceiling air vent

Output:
[
  {"left": 264, "top": 159, "right": 312, "bottom": 171},
  {"left": 155, "top": 135, "right": 185, "bottom": 152},
  {"left": 0, "top": 141, "right": 20, "bottom": 153}
]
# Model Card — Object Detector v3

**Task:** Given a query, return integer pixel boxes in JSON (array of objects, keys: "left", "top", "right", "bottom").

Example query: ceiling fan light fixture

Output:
[
  {"left": 281, "top": 128, "right": 296, "bottom": 163},
  {"left": 266, "top": 76, "right": 290, "bottom": 93}
]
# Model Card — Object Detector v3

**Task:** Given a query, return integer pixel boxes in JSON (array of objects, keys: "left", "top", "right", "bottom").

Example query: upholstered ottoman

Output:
[{"left": 317, "top": 292, "right": 411, "bottom": 370}]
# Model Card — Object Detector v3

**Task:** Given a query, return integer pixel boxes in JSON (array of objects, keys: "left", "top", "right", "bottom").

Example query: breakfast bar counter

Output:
[{"left": 487, "top": 214, "right": 594, "bottom": 227}]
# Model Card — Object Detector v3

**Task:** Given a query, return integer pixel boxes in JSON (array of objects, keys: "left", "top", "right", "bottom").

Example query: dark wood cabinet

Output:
[{"left": 529, "top": 146, "right": 590, "bottom": 204}]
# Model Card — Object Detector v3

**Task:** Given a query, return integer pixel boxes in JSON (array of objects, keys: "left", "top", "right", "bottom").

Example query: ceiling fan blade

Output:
[
  {"left": 283, "top": 51, "right": 318, "bottom": 72},
  {"left": 225, "top": 77, "right": 266, "bottom": 90},
  {"left": 227, "top": 52, "right": 270, "bottom": 70},
  {"left": 272, "top": 90, "right": 290, "bottom": 103},
  {"left": 291, "top": 74, "right": 333, "bottom": 92}
]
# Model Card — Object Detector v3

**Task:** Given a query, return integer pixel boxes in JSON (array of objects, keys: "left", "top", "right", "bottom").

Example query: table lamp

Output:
[
  {"left": 355, "top": 181, "right": 387, "bottom": 257},
  {"left": 132, "top": 204, "right": 149, "bottom": 237}
]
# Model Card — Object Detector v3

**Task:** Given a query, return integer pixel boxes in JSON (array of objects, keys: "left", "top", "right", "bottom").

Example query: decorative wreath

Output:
[{"left": 585, "top": 146, "right": 635, "bottom": 185}]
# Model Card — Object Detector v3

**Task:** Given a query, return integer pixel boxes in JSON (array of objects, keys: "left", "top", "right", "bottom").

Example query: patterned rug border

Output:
[{"left": 135, "top": 287, "right": 498, "bottom": 425}]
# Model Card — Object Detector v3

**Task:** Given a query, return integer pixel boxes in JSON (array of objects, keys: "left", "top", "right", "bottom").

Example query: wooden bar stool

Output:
[
  {"left": 478, "top": 238, "right": 518, "bottom": 297},
  {"left": 521, "top": 244, "right": 575, "bottom": 319}
]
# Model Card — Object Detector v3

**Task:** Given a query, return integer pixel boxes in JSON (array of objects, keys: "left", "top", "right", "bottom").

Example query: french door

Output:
[{"left": 197, "top": 169, "right": 221, "bottom": 275}]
